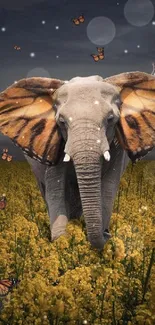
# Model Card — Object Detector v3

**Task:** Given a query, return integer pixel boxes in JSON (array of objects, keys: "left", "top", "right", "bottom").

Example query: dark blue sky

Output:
[{"left": 0, "top": 0, "right": 155, "bottom": 160}]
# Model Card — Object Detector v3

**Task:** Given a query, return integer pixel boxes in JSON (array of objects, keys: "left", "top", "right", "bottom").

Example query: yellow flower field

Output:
[{"left": 0, "top": 160, "right": 154, "bottom": 325}]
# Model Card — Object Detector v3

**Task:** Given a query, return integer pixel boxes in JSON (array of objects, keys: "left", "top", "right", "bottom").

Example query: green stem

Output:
[{"left": 142, "top": 248, "right": 155, "bottom": 303}]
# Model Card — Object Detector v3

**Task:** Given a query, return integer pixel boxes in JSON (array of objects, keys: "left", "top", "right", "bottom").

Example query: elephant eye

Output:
[
  {"left": 107, "top": 113, "right": 114, "bottom": 122},
  {"left": 59, "top": 115, "right": 65, "bottom": 123},
  {"left": 114, "top": 97, "right": 122, "bottom": 108}
]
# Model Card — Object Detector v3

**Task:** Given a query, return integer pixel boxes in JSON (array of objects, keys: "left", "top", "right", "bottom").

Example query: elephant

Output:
[{"left": 0, "top": 71, "right": 154, "bottom": 250}]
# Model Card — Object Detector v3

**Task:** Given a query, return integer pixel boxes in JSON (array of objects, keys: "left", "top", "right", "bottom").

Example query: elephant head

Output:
[{"left": 0, "top": 71, "right": 154, "bottom": 249}]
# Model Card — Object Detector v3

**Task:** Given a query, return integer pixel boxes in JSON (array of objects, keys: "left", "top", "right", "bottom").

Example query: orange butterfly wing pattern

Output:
[
  {"left": 91, "top": 48, "right": 104, "bottom": 62},
  {"left": 72, "top": 18, "right": 80, "bottom": 25},
  {"left": 0, "top": 279, "right": 19, "bottom": 297},
  {"left": 98, "top": 53, "right": 104, "bottom": 60},
  {"left": 104, "top": 72, "right": 155, "bottom": 162},
  {"left": 7, "top": 155, "right": 12, "bottom": 162},
  {"left": 91, "top": 54, "right": 100, "bottom": 62},
  {"left": 78, "top": 15, "right": 85, "bottom": 23},
  {"left": 0, "top": 77, "right": 65, "bottom": 165},
  {"left": 14, "top": 45, "right": 21, "bottom": 51},
  {"left": 1, "top": 152, "right": 7, "bottom": 160},
  {"left": 97, "top": 47, "right": 104, "bottom": 54},
  {"left": 1, "top": 148, "right": 12, "bottom": 161},
  {"left": 72, "top": 15, "right": 85, "bottom": 25}
]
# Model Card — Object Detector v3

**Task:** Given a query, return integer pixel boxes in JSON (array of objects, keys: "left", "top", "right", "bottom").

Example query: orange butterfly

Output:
[
  {"left": 7, "top": 155, "right": 12, "bottom": 162},
  {"left": 0, "top": 278, "right": 19, "bottom": 297},
  {"left": 97, "top": 47, "right": 104, "bottom": 54},
  {"left": 14, "top": 45, "right": 21, "bottom": 51},
  {"left": 91, "top": 47, "right": 104, "bottom": 62},
  {"left": 0, "top": 194, "right": 7, "bottom": 210},
  {"left": 72, "top": 15, "right": 85, "bottom": 25},
  {"left": 3, "top": 148, "right": 8, "bottom": 153},
  {"left": 1, "top": 149, "right": 12, "bottom": 162},
  {"left": 1, "top": 148, "right": 8, "bottom": 160}
]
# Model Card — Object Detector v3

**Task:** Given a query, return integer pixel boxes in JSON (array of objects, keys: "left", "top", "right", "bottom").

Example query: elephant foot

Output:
[{"left": 51, "top": 215, "right": 68, "bottom": 241}]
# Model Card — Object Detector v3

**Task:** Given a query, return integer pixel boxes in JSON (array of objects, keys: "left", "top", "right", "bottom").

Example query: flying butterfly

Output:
[
  {"left": 91, "top": 54, "right": 100, "bottom": 62},
  {"left": 14, "top": 45, "right": 21, "bottom": 51},
  {"left": 6, "top": 155, "right": 12, "bottom": 162},
  {"left": 0, "top": 278, "right": 19, "bottom": 297},
  {"left": 2, "top": 148, "right": 8, "bottom": 160},
  {"left": 97, "top": 47, "right": 104, "bottom": 54},
  {"left": 72, "top": 15, "right": 85, "bottom": 25},
  {"left": 3, "top": 148, "right": 8, "bottom": 153},
  {"left": 1, "top": 149, "right": 12, "bottom": 162},
  {"left": 0, "top": 194, "right": 7, "bottom": 210},
  {"left": 91, "top": 47, "right": 104, "bottom": 62}
]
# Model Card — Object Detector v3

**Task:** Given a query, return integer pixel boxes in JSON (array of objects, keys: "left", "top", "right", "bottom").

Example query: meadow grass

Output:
[{"left": 0, "top": 160, "right": 154, "bottom": 325}]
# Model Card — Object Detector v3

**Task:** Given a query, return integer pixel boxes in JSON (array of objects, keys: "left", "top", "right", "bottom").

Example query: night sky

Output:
[{"left": 0, "top": 0, "right": 155, "bottom": 160}]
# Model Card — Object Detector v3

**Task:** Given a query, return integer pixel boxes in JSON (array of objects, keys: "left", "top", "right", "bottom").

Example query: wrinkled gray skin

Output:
[{"left": 25, "top": 75, "right": 130, "bottom": 250}]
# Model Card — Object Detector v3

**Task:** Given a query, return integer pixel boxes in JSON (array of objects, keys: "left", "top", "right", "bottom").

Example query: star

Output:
[
  {"left": 55, "top": 26, "right": 59, "bottom": 30},
  {"left": 1, "top": 27, "right": 6, "bottom": 32},
  {"left": 42, "top": 20, "right": 46, "bottom": 24},
  {"left": 56, "top": 55, "right": 59, "bottom": 59},
  {"left": 152, "top": 21, "right": 155, "bottom": 25},
  {"left": 137, "top": 45, "right": 140, "bottom": 48},
  {"left": 30, "top": 52, "right": 35, "bottom": 58},
  {"left": 124, "top": 49, "right": 128, "bottom": 53}
]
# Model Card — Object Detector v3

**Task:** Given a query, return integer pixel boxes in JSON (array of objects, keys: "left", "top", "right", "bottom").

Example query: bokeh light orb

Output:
[
  {"left": 87, "top": 16, "right": 116, "bottom": 46},
  {"left": 124, "top": 0, "right": 154, "bottom": 27},
  {"left": 26, "top": 67, "right": 51, "bottom": 78}
]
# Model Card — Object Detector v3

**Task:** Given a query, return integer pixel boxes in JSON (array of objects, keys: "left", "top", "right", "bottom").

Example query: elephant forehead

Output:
[
  {"left": 57, "top": 79, "right": 118, "bottom": 97},
  {"left": 69, "top": 75, "right": 103, "bottom": 83}
]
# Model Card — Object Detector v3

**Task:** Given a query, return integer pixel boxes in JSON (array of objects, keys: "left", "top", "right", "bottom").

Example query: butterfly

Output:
[
  {"left": 97, "top": 47, "right": 104, "bottom": 54},
  {"left": 6, "top": 155, "right": 12, "bottom": 162},
  {"left": 91, "top": 47, "right": 104, "bottom": 62},
  {"left": 0, "top": 194, "right": 7, "bottom": 210},
  {"left": 0, "top": 278, "right": 19, "bottom": 297},
  {"left": 14, "top": 45, "right": 21, "bottom": 51},
  {"left": 72, "top": 15, "right": 85, "bottom": 25},
  {"left": 1, "top": 149, "right": 12, "bottom": 162}
]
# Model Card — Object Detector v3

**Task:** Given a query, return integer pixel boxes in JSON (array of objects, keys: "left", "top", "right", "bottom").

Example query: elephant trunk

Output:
[
  {"left": 65, "top": 125, "right": 110, "bottom": 250},
  {"left": 74, "top": 159, "right": 106, "bottom": 249}
]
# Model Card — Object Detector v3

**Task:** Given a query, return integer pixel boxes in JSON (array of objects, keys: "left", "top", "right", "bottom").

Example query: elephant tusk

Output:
[
  {"left": 63, "top": 153, "right": 71, "bottom": 162},
  {"left": 103, "top": 151, "right": 111, "bottom": 161}
]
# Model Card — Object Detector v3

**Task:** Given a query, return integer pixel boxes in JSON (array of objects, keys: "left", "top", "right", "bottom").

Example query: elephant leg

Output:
[
  {"left": 45, "top": 162, "right": 68, "bottom": 241},
  {"left": 101, "top": 141, "right": 130, "bottom": 234},
  {"left": 24, "top": 155, "right": 47, "bottom": 199},
  {"left": 65, "top": 161, "right": 83, "bottom": 220}
]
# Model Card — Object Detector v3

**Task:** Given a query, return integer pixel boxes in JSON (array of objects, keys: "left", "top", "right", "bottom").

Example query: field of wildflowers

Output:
[{"left": 0, "top": 160, "right": 154, "bottom": 325}]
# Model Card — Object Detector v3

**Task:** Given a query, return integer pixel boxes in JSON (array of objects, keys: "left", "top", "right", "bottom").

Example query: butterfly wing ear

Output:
[
  {"left": 0, "top": 77, "right": 65, "bottom": 165},
  {"left": 104, "top": 71, "right": 155, "bottom": 162}
]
